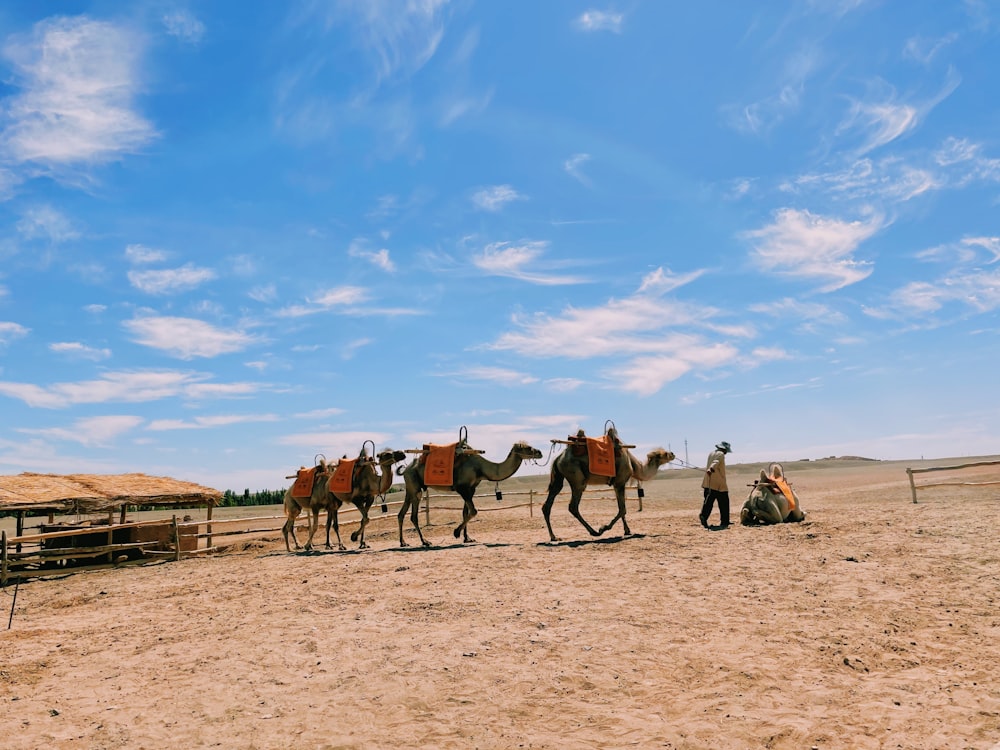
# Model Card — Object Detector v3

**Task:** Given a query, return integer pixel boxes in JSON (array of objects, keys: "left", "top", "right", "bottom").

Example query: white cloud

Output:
[
  {"left": 838, "top": 100, "right": 918, "bottom": 155},
  {"left": 866, "top": 268, "right": 1000, "bottom": 319},
  {"left": 147, "top": 413, "right": 279, "bottom": 431},
  {"left": 49, "top": 341, "right": 112, "bottom": 360},
  {"left": 348, "top": 240, "right": 396, "bottom": 271},
  {"left": 439, "top": 366, "right": 539, "bottom": 387},
  {"left": 16, "top": 205, "right": 79, "bottom": 242},
  {"left": 0, "top": 369, "right": 223, "bottom": 408},
  {"left": 123, "top": 315, "right": 264, "bottom": 358},
  {"left": 125, "top": 243, "right": 167, "bottom": 264},
  {"left": 0, "top": 321, "right": 29, "bottom": 345},
  {"left": 0, "top": 16, "right": 157, "bottom": 166},
  {"left": 471, "top": 185, "right": 523, "bottom": 211},
  {"left": 128, "top": 264, "right": 217, "bottom": 294},
  {"left": 248, "top": 284, "right": 278, "bottom": 303},
  {"left": 743, "top": 208, "right": 880, "bottom": 291},
  {"left": 903, "top": 32, "right": 958, "bottom": 64},
  {"left": 473, "top": 241, "right": 588, "bottom": 285},
  {"left": 747, "top": 297, "right": 847, "bottom": 325},
  {"left": 637, "top": 267, "right": 706, "bottom": 294},
  {"left": 294, "top": 407, "right": 345, "bottom": 419},
  {"left": 313, "top": 286, "right": 370, "bottom": 306},
  {"left": 162, "top": 10, "right": 206, "bottom": 43},
  {"left": 573, "top": 10, "right": 624, "bottom": 33},
  {"left": 19, "top": 415, "right": 143, "bottom": 446},
  {"left": 564, "top": 153, "right": 592, "bottom": 186},
  {"left": 311, "top": 0, "right": 451, "bottom": 85},
  {"left": 732, "top": 47, "right": 819, "bottom": 135}
]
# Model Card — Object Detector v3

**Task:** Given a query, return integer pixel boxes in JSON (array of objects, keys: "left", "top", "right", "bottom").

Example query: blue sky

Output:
[{"left": 1, "top": 1, "right": 999, "bottom": 493}]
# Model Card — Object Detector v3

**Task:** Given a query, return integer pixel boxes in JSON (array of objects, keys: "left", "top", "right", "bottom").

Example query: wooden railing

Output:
[
  {"left": 905, "top": 460, "right": 1000, "bottom": 503},
  {"left": 1, "top": 486, "right": 641, "bottom": 584}
]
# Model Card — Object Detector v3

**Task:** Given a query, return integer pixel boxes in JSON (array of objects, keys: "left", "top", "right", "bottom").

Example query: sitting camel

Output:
[
  {"left": 282, "top": 448, "right": 405, "bottom": 552},
  {"left": 396, "top": 440, "right": 543, "bottom": 546},
  {"left": 542, "top": 427, "right": 675, "bottom": 542},
  {"left": 740, "top": 463, "right": 806, "bottom": 525}
]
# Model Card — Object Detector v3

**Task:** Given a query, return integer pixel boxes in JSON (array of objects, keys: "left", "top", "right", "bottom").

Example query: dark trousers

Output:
[{"left": 701, "top": 488, "right": 730, "bottom": 526}]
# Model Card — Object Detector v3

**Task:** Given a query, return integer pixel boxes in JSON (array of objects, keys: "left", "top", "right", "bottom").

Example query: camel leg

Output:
[
  {"left": 282, "top": 507, "right": 301, "bottom": 552},
  {"left": 542, "top": 473, "right": 564, "bottom": 542},
  {"left": 351, "top": 499, "right": 372, "bottom": 549},
  {"left": 397, "top": 493, "right": 430, "bottom": 547},
  {"left": 303, "top": 507, "right": 321, "bottom": 551},
  {"left": 568, "top": 490, "right": 602, "bottom": 537},
  {"left": 328, "top": 505, "right": 345, "bottom": 551},
  {"left": 453, "top": 493, "right": 478, "bottom": 543},
  {"left": 598, "top": 486, "right": 631, "bottom": 536},
  {"left": 754, "top": 497, "right": 784, "bottom": 525}
]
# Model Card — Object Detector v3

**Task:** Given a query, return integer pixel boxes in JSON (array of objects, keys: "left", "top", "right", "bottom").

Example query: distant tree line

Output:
[{"left": 219, "top": 488, "right": 287, "bottom": 507}]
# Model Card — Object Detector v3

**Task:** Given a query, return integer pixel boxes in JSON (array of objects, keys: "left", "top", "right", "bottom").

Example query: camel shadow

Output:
[
  {"left": 392, "top": 541, "right": 519, "bottom": 553},
  {"left": 538, "top": 533, "right": 645, "bottom": 549}
]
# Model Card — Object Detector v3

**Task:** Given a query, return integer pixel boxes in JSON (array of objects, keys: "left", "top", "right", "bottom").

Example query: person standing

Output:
[{"left": 700, "top": 441, "right": 732, "bottom": 529}]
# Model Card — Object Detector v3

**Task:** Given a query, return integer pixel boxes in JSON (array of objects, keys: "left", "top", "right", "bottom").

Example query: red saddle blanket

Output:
[
  {"left": 587, "top": 436, "right": 616, "bottom": 478},
  {"left": 290, "top": 467, "right": 318, "bottom": 499},
  {"left": 329, "top": 459, "right": 356, "bottom": 495},
  {"left": 423, "top": 443, "right": 456, "bottom": 486}
]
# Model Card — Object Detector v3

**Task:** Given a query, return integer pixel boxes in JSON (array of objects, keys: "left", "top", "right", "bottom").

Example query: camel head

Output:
[
  {"left": 377, "top": 448, "right": 407, "bottom": 466},
  {"left": 512, "top": 441, "right": 543, "bottom": 461},
  {"left": 647, "top": 448, "right": 675, "bottom": 467}
]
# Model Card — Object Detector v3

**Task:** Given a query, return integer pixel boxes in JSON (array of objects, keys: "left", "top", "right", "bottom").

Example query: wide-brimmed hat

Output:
[{"left": 716, "top": 441, "right": 732, "bottom": 453}]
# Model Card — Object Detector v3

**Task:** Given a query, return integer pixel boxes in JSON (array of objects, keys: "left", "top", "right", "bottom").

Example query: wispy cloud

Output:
[
  {"left": 309, "top": 0, "right": 451, "bottom": 85},
  {"left": 125, "top": 244, "right": 167, "bottom": 264},
  {"left": 572, "top": 10, "right": 624, "bottom": 33},
  {"left": 743, "top": 208, "right": 881, "bottom": 291},
  {"left": 733, "top": 46, "right": 820, "bottom": 135},
  {"left": 564, "top": 153, "right": 592, "bottom": 186},
  {"left": 123, "top": 316, "right": 264, "bottom": 358},
  {"left": 147, "top": 413, "right": 280, "bottom": 431},
  {"left": 162, "top": 10, "right": 206, "bottom": 44},
  {"left": 903, "top": 32, "right": 959, "bottom": 64},
  {"left": 19, "top": 415, "right": 143, "bottom": 446},
  {"left": 16, "top": 205, "right": 79, "bottom": 242},
  {"left": 0, "top": 16, "right": 157, "bottom": 167},
  {"left": 0, "top": 322, "right": 29, "bottom": 346},
  {"left": 0, "top": 369, "right": 245, "bottom": 408},
  {"left": 128, "top": 264, "right": 217, "bottom": 294},
  {"left": 438, "top": 366, "right": 539, "bottom": 387},
  {"left": 348, "top": 239, "right": 396, "bottom": 271},
  {"left": 471, "top": 185, "right": 523, "bottom": 211},
  {"left": 50, "top": 341, "right": 112, "bottom": 360},
  {"left": 865, "top": 267, "right": 1000, "bottom": 320},
  {"left": 473, "top": 241, "right": 589, "bottom": 285},
  {"left": 637, "top": 267, "right": 706, "bottom": 294},
  {"left": 487, "top": 274, "right": 749, "bottom": 395}
]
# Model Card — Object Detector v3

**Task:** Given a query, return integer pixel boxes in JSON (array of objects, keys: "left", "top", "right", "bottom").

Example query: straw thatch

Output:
[{"left": 0, "top": 472, "right": 222, "bottom": 514}]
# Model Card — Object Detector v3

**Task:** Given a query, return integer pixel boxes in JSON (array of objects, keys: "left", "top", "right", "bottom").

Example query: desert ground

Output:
[{"left": 2, "top": 455, "right": 1000, "bottom": 749}]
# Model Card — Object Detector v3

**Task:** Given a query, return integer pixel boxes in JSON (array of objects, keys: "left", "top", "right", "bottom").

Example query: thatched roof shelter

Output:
[{"left": 0, "top": 473, "right": 222, "bottom": 515}]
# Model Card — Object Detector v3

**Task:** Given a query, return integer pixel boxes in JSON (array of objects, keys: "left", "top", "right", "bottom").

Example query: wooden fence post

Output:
[
  {"left": 529, "top": 488, "right": 534, "bottom": 517},
  {"left": 906, "top": 468, "right": 917, "bottom": 504},
  {"left": 206, "top": 504, "right": 213, "bottom": 550},
  {"left": 172, "top": 515, "right": 181, "bottom": 561},
  {"left": 1, "top": 530, "right": 7, "bottom": 588}
]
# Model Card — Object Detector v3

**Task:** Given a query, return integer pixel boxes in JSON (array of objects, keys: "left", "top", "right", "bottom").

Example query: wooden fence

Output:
[
  {"left": 905, "top": 460, "right": 1000, "bottom": 503},
  {"left": 1, "top": 486, "right": 640, "bottom": 585}
]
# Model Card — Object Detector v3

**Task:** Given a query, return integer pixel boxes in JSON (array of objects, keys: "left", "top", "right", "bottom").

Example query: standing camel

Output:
[
  {"left": 334, "top": 448, "right": 407, "bottom": 549},
  {"left": 282, "top": 449, "right": 404, "bottom": 552},
  {"left": 542, "top": 428, "right": 674, "bottom": 542},
  {"left": 396, "top": 441, "right": 543, "bottom": 547}
]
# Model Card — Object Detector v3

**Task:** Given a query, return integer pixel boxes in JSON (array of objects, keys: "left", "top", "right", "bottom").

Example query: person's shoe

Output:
[{"left": 699, "top": 514, "right": 709, "bottom": 528}]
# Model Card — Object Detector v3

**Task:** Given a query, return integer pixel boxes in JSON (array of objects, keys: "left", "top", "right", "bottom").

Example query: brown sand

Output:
[{"left": 2, "top": 457, "right": 999, "bottom": 749}]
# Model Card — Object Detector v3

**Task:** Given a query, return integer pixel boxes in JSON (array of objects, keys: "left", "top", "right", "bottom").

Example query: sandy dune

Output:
[{"left": 2, "top": 457, "right": 999, "bottom": 749}]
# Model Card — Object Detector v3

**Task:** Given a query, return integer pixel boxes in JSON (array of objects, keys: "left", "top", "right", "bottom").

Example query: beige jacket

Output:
[{"left": 701, "top": 449, "right": 728, "bottom": 492}]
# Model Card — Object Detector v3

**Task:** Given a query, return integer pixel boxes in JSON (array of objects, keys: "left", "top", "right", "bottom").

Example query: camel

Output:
[
  {"left": 542, "top": 428, "right": 675, "bottom": 542},
  {"left": 396, "top": 441, "right": 543, "bottom": 547},
  {"left": 282, "top": 448, "right": 405, "bottom": 552},
  {"left": 740, "top": 463, "right": 806, "bottom": 525},
  {"left": 334, "top": 448, "right": 407, "bottom": 549}
]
